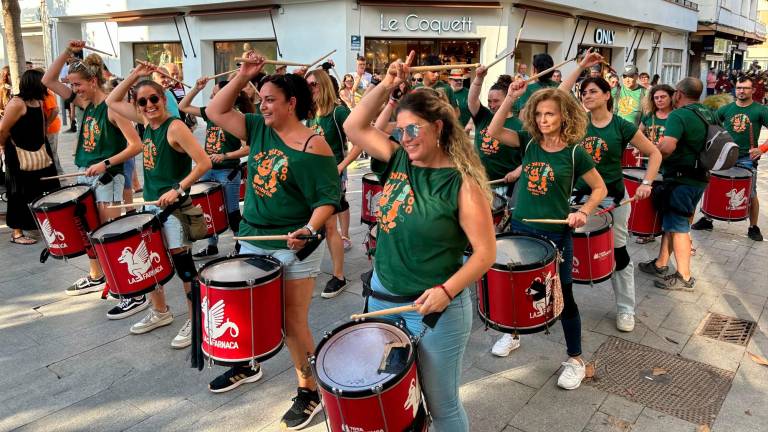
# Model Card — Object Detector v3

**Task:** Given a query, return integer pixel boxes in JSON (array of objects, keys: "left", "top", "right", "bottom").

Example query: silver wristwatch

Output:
[
  {"left": 641, "top": 179, "right": 652, "bottom": 186},
  {"left": 303, "top": 223, "right": 317, "bottom": 236}
]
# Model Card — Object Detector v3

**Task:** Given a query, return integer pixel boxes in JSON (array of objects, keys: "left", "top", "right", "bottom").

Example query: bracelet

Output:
[
  {"left": 437, "top": 284, "right": 454, "bottom": 301},
  {"left": 760, "top": 143, "right": 768, "bottom": 153},
  {"left": 577, "top": 210, "right": 589, "bottom": 217}
]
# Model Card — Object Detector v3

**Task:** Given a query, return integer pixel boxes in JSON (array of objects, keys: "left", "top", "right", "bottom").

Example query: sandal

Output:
[{"left": 10, "top": 234, "right": 37, "bottom": 245}]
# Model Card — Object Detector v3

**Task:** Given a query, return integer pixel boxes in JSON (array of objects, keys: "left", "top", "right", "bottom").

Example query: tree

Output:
[{"left": 2, "top": 0, "right": 26, "bottom": 93}]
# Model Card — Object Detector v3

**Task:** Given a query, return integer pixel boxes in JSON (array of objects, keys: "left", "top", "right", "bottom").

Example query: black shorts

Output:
[{"left": 334, "top": 177, "right": 349, "bottom": 214}]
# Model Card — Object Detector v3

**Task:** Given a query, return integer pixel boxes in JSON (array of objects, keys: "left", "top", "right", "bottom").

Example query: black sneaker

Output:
[
  {"left": 321, "top": 276, "right": 348, "bottom": 299},
  {"left": 208, "top": 364, "right": 263, "bottom": 393},
  {"left": 654, "top": 272, "right": 695, "bottom": 292},
  {"left": 280, "top": 387, "right": 322, "bottom": 430},
  {"left": 193, "top": 245, "right": 219, "bottom": 260},
  {"left": 106, "top": 295, "right": 149, "bottom": 320},
  {"left": 748, "top": 225, "right": 764, "bottom": 241},
  {"left": 638, "top": 259, "right": 669, "bottom": 277},
  {"left": 65, "top": 276, "right": 106, "bottom": 296},
  {"left": 691, "top": 217, "right": 714, "bottom": 231}
]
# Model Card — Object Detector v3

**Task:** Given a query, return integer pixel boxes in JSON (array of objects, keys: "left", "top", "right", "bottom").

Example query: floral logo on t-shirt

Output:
[
  {"left": 251, "top": 148, "right": 288, "bottom": 198},
  {"left": 581, "top": 136, "right": 609, "bottom": 164},
  {"left": 377, "top": 171, "right": 414, "bottom": 233},
  {"left": 730, "top": 113, "right": 751, "bottom": 134},
  {"left": 525, "top": 162, "right": 555, "bottom": 196},
  {"left": 143, "top": 138, "right": 157, "bottom": 170},
  {"left": 479, "top": 128, "right": 501, "bottom": 155},
  {"left": 617, "top": 95, "right": 638, "bottom": 117},
  {"left": 309, "top": 123, "right": 324, "bottom": 137},
  {"left": 205, "top": 126, "right": 225, "bottom": 155},
  {"left": 81, "top": 115, "right": 101, "bottom": 153}
]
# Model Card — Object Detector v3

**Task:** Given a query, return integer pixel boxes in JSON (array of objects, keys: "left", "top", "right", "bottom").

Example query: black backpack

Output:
[{"left": 685, "top": 106, "right": 739, "bottom": 171}]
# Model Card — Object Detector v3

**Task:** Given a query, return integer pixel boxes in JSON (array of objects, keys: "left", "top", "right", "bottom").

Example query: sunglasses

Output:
[
  {"left": 137, "top": 94, "right": 161, "bottom": 107},
  {"left": 412, "top": 77, "right": 423, "bottom": 82},
  {"left": 308, "top": 82, "right": 318, "bottom": 88},
  {"left": 391, "top": 123, "right": 423, "bottom": 142}
]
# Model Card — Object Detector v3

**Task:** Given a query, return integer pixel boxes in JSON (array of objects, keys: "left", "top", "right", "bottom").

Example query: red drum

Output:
[
  {"left": 364, "top": 225, "right": 377, "bottom": 259},
  {"left": 239, "top": 162, "right": 247, "bottom": 202},
  {"left": 312, "top": 319, "right": 428, "bottom": 432},
  {"left": 621, "top": 146, "right": 642, "bottom": 167},
  {"left": 623, "top": 168, "right": 663, "bottom": 237},
  {"left": 199, "top": 255, "right": 284, "bottom": 365},
  {"left": 472, "top": 233, "right": 564, "bottom": 334},
  {"left": 572, "top": 209, "right": 614, "bottom": 284},
  {"left": 89, "top": 212, "right": 174, "bottom": 297},
  {"left": 492, "top": 193, "right": 508, "bottom": 232},
  {"left": 361, "top": 172, "right": 383, "bottom": 226},
  {"left": 29, "top": 185, "right": 100, "bottom": 259},
  {"left": 191, "top": 181, "right": 228, "bottom": 239},
  {"left": 701, "top": 167, "right": 753, "bottom": 221}
]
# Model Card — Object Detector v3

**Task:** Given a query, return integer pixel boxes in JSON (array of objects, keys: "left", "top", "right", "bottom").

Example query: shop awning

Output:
[
  {"left": 695, "top": 23, "right": 765, "bottom": 46},
  {"left": 358, "top": 1, "right": 501, "bottom": 9},
  {"left": 188, "top": 5, "right": 278, "bottom": 17}
]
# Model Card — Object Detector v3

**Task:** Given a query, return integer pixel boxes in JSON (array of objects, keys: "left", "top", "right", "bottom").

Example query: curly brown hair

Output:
[{"left": 521, "top": 88, "right": 587, "bottom": 145}]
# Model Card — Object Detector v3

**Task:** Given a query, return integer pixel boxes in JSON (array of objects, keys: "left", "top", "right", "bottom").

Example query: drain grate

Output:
[
  {"left": 587, "top": 337, "right": 735, "bottom": 426},
  {"left": 698, "top": 313, "right": 756, "bottom": 346}
]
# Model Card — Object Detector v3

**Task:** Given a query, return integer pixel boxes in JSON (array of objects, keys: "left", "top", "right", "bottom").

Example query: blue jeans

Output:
[
  {"left": 200, "top": 168, "right": 241, "bottom": 247},
  {"left": 510, "top": 220, "right": 582, "bottom": 357},
  {"left": 369, "top": 271, "right": 472, "bottom": 432}
]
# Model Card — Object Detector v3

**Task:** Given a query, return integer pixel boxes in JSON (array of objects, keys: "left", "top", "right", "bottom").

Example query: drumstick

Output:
[
  {"left": 234, "top": 57, "right": 310, "bottom": 67},
  {"left": 306, "top": 49, "right": 337, "bottom": 70},
  {"left": 522, "top": 218, "right": 570, "bottom": 224},
  {"left": 84, "top": 45, "right": 115, "bottom": 58},
  {"left": 108, "top": 200, "right": 160, "bottom": 209},
  {"left": 211, "top": 69, "right": 238, "bottom": 79},
  {"left": 484, "top": 25, "right": 524, "bottom": 70},
  {"left": 409, "top": 63, "right": 481, "bottom": 73},
  {"left": 488, "top": 179, "right": 507, "bottom": 185},
  {"left": 135, "top": 60, "right": 191, "bottom": 88},
  {"left": 41, "top": 172, "right": 83, "bottom": 180},
  {"left": 594, "top": 197, "right": 636, "bottom": 216},
  {"left": 233, "top": 234, "right": 322, "bottom": 241},
  {"left": 525, "top": 58, "right": 576, "bottom": 83},
  {"left": 350, "top": 304, "right": 419, "bottom": 320}
]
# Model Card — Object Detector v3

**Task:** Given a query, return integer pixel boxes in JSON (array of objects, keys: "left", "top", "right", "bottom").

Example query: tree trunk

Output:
[{"left": 2, "top": 0, "right": 26, "bottom": 94}]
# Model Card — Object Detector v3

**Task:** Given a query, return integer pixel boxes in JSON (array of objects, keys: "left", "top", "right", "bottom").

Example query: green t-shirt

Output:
[
  {"left": 415, "top": 80, "right": 458, "bottom": 108},
  {"left": 75, "top": 101, "right": 127, "bottom": 175},
  {"left": 372, "top": 147, "right": 467, "bottom": 296},
  {"left": 142, "top": 117, "right": 191, "bottom": 201},
  {"left": 513, "top": 79, "right": 559, "bottom": 117},
  {"left": 199, "top": 106, "right": 241, "bottom": 170},
  {"left": 454, "top": 87, "right": 471, "bottom": 127},
  {"left": 471, "top": 106, "right": 523, "bottom": 180},
  {"left": 306, "top": 105, "right": 351, "bottom": 164},
  {"left": 641, "top": 113, "right": 667, "bottom": 147},
  {"left": 513, "top": 142, "right": 594, "bottom": 232},
  {"left": 612, "top": 86, "right": 645, "bottom": 125},
  {"left": 239, "top": 114, "right": 341, "bottom": 249},
  {"left": 716, "top": 102, "right": 768, "bottom": 157},
  {"left": 575, "top": 114, "right": 637, "bottom": 198},
  {"left": 662, "top": 103, "right": 716, "bottom": 186}
]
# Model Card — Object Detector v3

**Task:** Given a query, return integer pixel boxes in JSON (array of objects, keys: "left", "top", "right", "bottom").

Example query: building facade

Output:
[{"left": 745, "top": 0, "right": 768, "bottom": 68}]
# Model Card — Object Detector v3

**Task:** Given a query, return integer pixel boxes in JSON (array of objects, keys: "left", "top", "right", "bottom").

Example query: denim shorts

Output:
[
  {"left": 736, "top": 157, "right": 758, "bottom": 198},
  {"left": 239, "top": 240, "right": 325, "bottom": 280},
  {"left": 144, "top": 204, "right": 190, "bottom": 250},
  {"left": 662, "top": 184, "right": 705, "bottom": 233},
  {"left": 78, "top": 171, "right": 125, "bottom": 203},
  {"left": 123, "top": 157, "right": 135, "bottom": 191}
]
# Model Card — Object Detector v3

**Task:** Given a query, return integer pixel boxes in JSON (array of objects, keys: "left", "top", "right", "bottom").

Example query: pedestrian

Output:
[
  {"left": 639, "top": 72, "right": 651, "bottom": 89},
  {"left": 338, "top": 73, "right": 356, "bottom": 109},
  {"left": 449, "top": 69, "right": 472, "bottom": 128},
  {"left": 715, "top": 71, "right": 733, "bottom": 94},
  {"left": 706, "top": 68, "right": 717, "bottom": 96},
  {"left": 413, "top": 55, "right": 458, "bottom": 108},
  {"left": 552, "top": 69, "right": 562, "bottom": 83},
  {"left": 42, "top": 88, "right": 63, "bottom": 174},
  {"left": 353, "top": 55, "right": 372, "bottom": 103},
  {"left": 517, "top": 62, "right": 530, "bottom": 80},
  {"left": 612, "top": 64, "right": 647, "bottom": 126},
  {"left": 512, "top": 53, "right": 560, "bottom": 117}
]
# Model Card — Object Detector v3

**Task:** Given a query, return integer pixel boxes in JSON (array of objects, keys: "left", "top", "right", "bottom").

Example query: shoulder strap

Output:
[
  {"left": 684, "top": 105, "right": 711, "bottom": 127},
  {"left": 570, "top": 145, "right": 577, "bottom": 196},
  {"left": 332, "top": 105, "right": 345, "bottom": 153},
  {"left": 302, "top": 133, "right": 320, "bottom": 152},
  {"left": 524, "top": 139, "right": 534, "bottom": 152}
]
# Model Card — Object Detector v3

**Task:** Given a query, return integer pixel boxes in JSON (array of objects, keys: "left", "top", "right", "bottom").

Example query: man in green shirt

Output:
[
  {"left": 414, "top": 55, "right": 458, "bottom": 108},
  {"left": 691, "top": 75, "right": 767, "bottom": 241},
  {"left": 639, "top": 78, "right": 710, "bottom": 292},
  {"left": 512, "top": 53, "right": 559, "bottom": 117},
  {"left": 611, "top": 65, "right": 646, "bottom": 126},
  {"left": 449, "top": 69, "right": 472, "bottom": 128}
]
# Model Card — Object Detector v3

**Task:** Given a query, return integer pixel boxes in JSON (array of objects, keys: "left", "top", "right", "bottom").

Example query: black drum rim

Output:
[
  {"left": 29, "top": 184, "right": 94, "bottom": 212},
  {"left": 88, "top": 211, "right": 162, "bottom": 244},
  {"left": 190, "top": 180, "right": 224, "bottom": 198},
  {"left": 485, "top": 232, "right": 558, "bottom": 272},
  {"left": 198, "top": 253, "right": 284, "bottom": 289}
]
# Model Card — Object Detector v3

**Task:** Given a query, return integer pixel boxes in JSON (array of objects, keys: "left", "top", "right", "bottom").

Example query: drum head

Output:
[
  {"left": 573, "top": 209, "right": 612, "bottom": 234},
  {"left": 363, "top": 172, "right": 379, "bottom": 183},
  {"left": 623, "top": 168, "right": 662, "bottom": 182},
  {"left": 92, "top": 213, "right": 155, "bottom": 239},
  {"left": 199, "top": 254, "right": 282, "bottom": 288},
  {"left": 191, "top": 181, "right": 220, "bottom": 195},
  {"left": 315, "top": 321, "right": 412, "bottom": 393},
  {"left": 32, "top": 185, "right": 91, "bottom": 208},
  {"left": 712, "top": 167, "right": 752, "bottom": 179},
  {"left": 495, "top": 235, "right": 555, "bottom": 270}
]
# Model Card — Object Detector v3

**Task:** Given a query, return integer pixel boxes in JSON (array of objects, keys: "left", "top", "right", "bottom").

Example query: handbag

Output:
[{"left": 14, "top": 102, "right": 52, "bottom": 172}]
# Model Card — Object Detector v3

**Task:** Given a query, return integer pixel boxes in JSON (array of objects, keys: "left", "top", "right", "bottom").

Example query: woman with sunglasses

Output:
[
  {"left": 338, "top": 73, "right": 356, "bottom": 109},
  {"left": 559, "top": 53, "right": 661, "bottom": 334},
  {"left": 42, "top": 41, "right": 143, "bottom": 307},
  {"left": 487, "top": 79, "right": 607, "bottom": 391},
  {"left": 344, "top": 52, "right": 496, "bottom": 431},
  {"left": 178, "top": 76, "right": 254, "bottom": 259},
  {"left": 206, "top": 53, "right": 339, "bottom": 430},
  {"left": 105, "top": 62, "right": 212, "bottom": 347}
]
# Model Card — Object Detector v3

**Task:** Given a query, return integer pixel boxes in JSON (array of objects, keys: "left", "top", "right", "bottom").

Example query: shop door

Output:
[{"left": 364, "top": 38, "right": 480, "bottom": 76}]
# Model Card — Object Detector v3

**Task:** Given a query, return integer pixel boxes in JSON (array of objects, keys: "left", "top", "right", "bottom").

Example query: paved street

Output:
[{"left": 1, "top": 129, "right": 767, "bottom": 432}]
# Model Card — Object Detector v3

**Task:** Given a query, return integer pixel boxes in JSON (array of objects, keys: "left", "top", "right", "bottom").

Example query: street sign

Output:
[{"left": 351, "top": 35, "right": 361, "bottom": 51}]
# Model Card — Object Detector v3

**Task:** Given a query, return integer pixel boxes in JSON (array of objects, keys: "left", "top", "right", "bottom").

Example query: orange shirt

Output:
[{"left": 43, "top": 91, "right": 61, "bottom": 134}]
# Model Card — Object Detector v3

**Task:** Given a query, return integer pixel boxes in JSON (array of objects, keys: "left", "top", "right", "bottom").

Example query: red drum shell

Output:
[
  {"left": 30, "top": 185, "right": 100, "bottom": 259},
  {"left": 313, "top": 319, "right": 427, "bottom": 432},
  {"left": 361, "top": 173, "right": 383, "bottom": 226},
  {"left": 89, "top": 212, "right": 174, "bottom": 297},
  {"left": 701, "top": 167, "right": 752, "bottom": 221},
  {"left": 572, "top": 210, "right": 614, "bottom": 284},
  {"left": 365, "top": 225, "right": 377, "bottom": 259},
  {"left": 621, "top": 146, "right": 642, "bottom": 167},
  {"left": 473, "top": 234, "right": 562, "bottom": 334},
  {"left": 191, "top": 181, "right": 228, "bottom": 238},
  {"left": 199, "top": 255, "right": 284, "bottom": 365},
  {"left": 623, "top": 168, "right": 663, "bottom": 236},
  {"left": 239, "top": 162, "right": 247, "bottom": 202}
]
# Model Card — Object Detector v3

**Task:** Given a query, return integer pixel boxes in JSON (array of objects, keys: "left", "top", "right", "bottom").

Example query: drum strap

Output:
[
  {"left": 189, "top": 279, "right": 205, "bottom": 371},
  {"left": 361, "top": 278, "right": 443, "bottom": 329}
]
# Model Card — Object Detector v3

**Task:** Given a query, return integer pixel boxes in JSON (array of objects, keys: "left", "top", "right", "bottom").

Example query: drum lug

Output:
[{"left": 371, "top": 384, "right": 384, "bottom": 394}]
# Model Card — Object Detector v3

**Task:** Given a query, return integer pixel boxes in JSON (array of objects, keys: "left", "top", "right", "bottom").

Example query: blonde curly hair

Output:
[{"left": 521, "top": 88, "right": 587, "bottom": 145}]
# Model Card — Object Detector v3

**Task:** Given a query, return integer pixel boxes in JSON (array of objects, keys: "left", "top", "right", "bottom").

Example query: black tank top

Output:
[{"left": 10, "top": 103, "right": 45, "bottom": 151}]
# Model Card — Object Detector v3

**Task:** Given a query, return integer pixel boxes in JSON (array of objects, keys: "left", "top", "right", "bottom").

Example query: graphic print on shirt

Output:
[
  {"left": 143, "top": 138, "right": 157, "bottom": 170},
  {"left": 377, "top": 171, "right": 414, "bottom": 233},
  {"left": 309, "top": 123, "right": 324, "bottom": 137},
  {"left": 647, "top": 125, "right": 665, "bottom": 146},
  {"left": 617, "top": 95, "right": 638, "bottom": 117},
  {"left": 205, "top": 126, "right": 225, "bottom": 155},
  {"left": 479, "top": 128, "right": 501, "bottom": 155},
  {"left": 729, "top": 113, "right": 751, "bottom": 134},
  {"left": 81, "top": 115, "right": 101, "bottom": 153},
  {"left": 581, "top": 136, "right": 609, "bottom": 164},
  {"left": 525, "top": 162, "right": 555, "bottom": 196},
  {"left": 251, "top": 148, "right": 288, "bottom": 198}
]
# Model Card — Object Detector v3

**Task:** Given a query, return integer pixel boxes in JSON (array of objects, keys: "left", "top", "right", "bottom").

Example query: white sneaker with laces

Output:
[
  {"left": 557, "top": 357, "right": 586, "bottom": 390},
  {"left": 171, "top": 319, "right": 192, "bottom": 349},
  {"left": 130, "top": 307, "right": 173, "bottom": 335},
  {"left": 616, "top": 313, "right": 635, "bottom": 332},
  {"left": 491, "top": 333, "right": 521, "bottom": 357}
]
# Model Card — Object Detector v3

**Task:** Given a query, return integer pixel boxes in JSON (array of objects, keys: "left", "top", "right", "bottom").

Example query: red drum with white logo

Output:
[
  {"left": 361, "top": 173, "right": 383, "bottom": 226},
  {"left": 623, "top": 168, "right": 663, "bottom": 236},
  {"left": 89, "top": 212, "right": 174, "bottom": 297},
  {"left": 191, "top": 181, "right": 228, "bottom": 239},
  {"left": 701, "top": 167, "right": 753, "bottom": 221},
  {"left": 199, "top": 255, "right": 284, "bottom": 365},
  {"left": 572, "top": 208, "right": 614, "bottom": 284},
  {"left": 29, "top": 185, "right": 100, "bottom": 259},
  {"left": 621, "top": 146, "right": 642, "bottom": 167},
  {"left": 492, "top": 193, "right": 508, "bottom": 232},
  {"left": 471, "top": 233, "right": 564, "bottom": 334},
  {"left": 364, "top": 225, "right": 377, "bottom": 259},
  {"left": 312, "top": 319, "right": 428, "bottom": 432},
  {"left": 239, "top": 162, "right": 247, "bottom": 202}
]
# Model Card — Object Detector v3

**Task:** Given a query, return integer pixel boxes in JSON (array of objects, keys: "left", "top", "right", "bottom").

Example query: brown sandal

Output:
[{"left": 10, "top": 234, "right": 37, "bottom": 245}]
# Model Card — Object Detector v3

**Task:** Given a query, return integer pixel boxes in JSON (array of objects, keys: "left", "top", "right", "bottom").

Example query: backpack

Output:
[{"left": 685, "top": 106, "right": 739, "bottom": 171}]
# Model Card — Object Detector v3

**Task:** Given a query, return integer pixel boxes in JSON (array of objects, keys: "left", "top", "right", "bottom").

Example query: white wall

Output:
[{"left": 535, "top": 0, "right": 698, "bottom": 32}]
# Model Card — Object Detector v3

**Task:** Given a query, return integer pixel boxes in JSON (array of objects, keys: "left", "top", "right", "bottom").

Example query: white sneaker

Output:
[
  {"left": 130, "top": 307, "right": 173, "bottom": 335},
  {"left": 171, "top": 319, "right": 192, "bottom": 349},
  {"left": 557, "top": 357, "right": 586, "bottom": 390},
  {"left": 491, "top": 334, "right": 521, "bottom": 357},
  {"left": 616, "top": 313, "right": 635, "bottom": 332}
]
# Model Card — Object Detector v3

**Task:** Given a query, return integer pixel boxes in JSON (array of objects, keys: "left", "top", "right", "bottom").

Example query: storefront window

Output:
[
  {"left": 214, "top": 40, "right": 278, "bottom": 79},
  {"left": 514, "top": 42, "right": 548, "bottom": 76},
  {"left": 578, "top": 46, "right": 614, "bottom": 78},
  {"left": 133, "top": 42, "right": 184, "bottom": 76},
  {"left": 364, "top": 38, "right": 480, "bottom": 76},
  {"left": 662, "top": 48, "right": 683, "bottom": 85}
]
